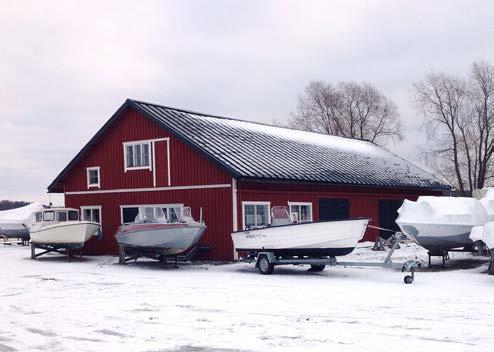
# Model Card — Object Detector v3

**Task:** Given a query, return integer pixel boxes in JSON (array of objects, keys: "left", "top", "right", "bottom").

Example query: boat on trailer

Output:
[
  {"left": 115, "top": 206, "right": 206, "bottom": 264},
  {"left": 232, "top": 206, "right": 419, "bottom": 283},
  {"left": 232, "top": 206, "right": 369, "bottom": 258},
  {"left": 29, "top": 208, "right": 100, "bottom": 258}
]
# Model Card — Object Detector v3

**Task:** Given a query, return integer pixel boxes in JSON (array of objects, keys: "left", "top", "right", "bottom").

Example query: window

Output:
[
  {"left": 68, "top": 211, "right": 79, "bottom": 221},
  {"left": 242, "top": 201, "right": 270, "bottom": 229},
  {"left": 81, "top": 206, "right": 101, "bottom": 224},
  {"left": 56, "top": 212, "right": 67, "bottom": 222},
  {"left": 86, "top": 167, "right": 100, "bottom": 188},
  {"left": 43, "top": 211, "right": 54, "bottom": 221},
  {"left": 120, "top": 204, "right": 183, "bottom": 224},
  {"left": 35, "top": 212, "right": 42, "bottom": 222},
  {"left": 288, "top": 202, "right": 313, "bottom": 223},
  {"left": 124, "top": 142, "right": 150, "bottom": 170}
]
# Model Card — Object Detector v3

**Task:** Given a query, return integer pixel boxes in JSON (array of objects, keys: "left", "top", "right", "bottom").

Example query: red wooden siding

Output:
[
  {"left": 236, "top": 181, "right": 440, "bottom": 241},
  {"left": 62, "top": 108, "right": 231, "bottom": 192},
  {"left": 65, "top": 187, "right": 233, "bottom": 260},
  {"left": 154, "top": 140, "right": 169, "bottom": 187}
]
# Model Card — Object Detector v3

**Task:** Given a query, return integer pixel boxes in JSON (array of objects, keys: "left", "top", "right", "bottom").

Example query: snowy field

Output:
[{"left": 1, "top": 243, "right": 493, "bottom": 352}]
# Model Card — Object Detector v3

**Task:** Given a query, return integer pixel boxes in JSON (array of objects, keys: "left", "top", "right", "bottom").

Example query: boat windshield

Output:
[{"left": 134, "top": 207, "right": 168, "bottom": 224}]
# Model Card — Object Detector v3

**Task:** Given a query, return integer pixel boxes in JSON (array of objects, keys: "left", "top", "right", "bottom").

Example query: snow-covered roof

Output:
[
  {"left": 48, "top": 99, "right": 450, "bottom": 192},
  {"left": 132, "top": 100, "right": 449, "bottom": 190}
]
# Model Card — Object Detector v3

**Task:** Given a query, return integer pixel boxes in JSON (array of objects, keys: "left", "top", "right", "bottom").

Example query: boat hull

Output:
[
  {"left": 397, "top": 222, "right": 474, "bottom": 252},
  {"left": 115, "top": 223, "right": 206, "bottom": 255},
  {"left": 231, "top": 218, "right": 369, "bottom": 257},
  {"left": 30, "top": 222, "right": 100, "bottom": 249}
]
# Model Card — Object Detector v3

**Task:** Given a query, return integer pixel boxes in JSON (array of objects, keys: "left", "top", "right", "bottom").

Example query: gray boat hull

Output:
[{"left": 115, "top": 224, "right": 206, "bottom": 255}]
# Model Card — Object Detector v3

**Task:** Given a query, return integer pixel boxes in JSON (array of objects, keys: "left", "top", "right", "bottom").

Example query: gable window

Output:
[
  {"left": 288, "top": 202, "right": 313, "bottom": 223},
  {"left": 124, "top": 141, "right": 150, "bottom": 171},
  {"left": 81, "top": 206, "right": 101, "bottom": 224},
  {"left": 242, "top": 201, "right": 270, "bottom": 229},
  {"left": 86, "top": 167, "right": 100, "bottom": 188}
]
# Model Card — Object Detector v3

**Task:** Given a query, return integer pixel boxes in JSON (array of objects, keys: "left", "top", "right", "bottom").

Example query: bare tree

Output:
[
  {"left": 289, "top": 80, "right": 403, "bottom": 146},
  {"left": 467, "top": 61, "right": 494, "bottom": 189},
  {"left": 413, "top": 61, "right": 494, "bottom": 194},
  {"left": 413, "top": 73, "right": 467, "bottom": 194}
]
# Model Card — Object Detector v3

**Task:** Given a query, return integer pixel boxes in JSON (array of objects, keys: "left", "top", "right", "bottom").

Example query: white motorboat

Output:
[
  {"left": 29, "top": 208, "right": 100, "bottom": 248},
  {"left": 231, "top": 206, "right": 370, "bottom": 257},
  {"left": 115, "top": 206, "right": 206, "bottom": 255},
  {"left": 0, "top": 203, "right": 44, "bottom": 239},
  {"left": 396, "top": 196, "right": 489, "bottom": 252}
]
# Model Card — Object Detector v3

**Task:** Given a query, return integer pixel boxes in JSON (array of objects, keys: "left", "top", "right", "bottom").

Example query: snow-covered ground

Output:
[{"left": 1, "top": 242, "right": 493, "bottom": 352}]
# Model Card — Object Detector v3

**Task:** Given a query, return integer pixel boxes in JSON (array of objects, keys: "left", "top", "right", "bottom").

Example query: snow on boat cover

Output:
[{"left": 396, "top": 196, "right": 489, "bottom": 252}]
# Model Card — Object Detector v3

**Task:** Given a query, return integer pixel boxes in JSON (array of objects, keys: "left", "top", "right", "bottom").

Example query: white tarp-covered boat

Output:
[
  {"left": 479, "top": 188, "right": 494, "bottom": 221},
  {"left": 231, "top": 206, "right": 370, "bottom": 257},
  {"left": 0, "top": 203, "right": 44, "bottom": 239},
  {"left": 30, "top": 208, "right": 100, "bottom": 248},
  {"left": 396, "top": 196, "right": 489, "bottom": 252}
]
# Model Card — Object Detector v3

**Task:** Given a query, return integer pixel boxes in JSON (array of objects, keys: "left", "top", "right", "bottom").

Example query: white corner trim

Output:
[
  {"left": 232, "top": 178, "right": 238, "bottom": 260},
  {"left": 65, "top": 183, "right": 232, "bottom": 195},
  {"left": 166, "top": 139, "right": 171, "bottom": 186},
  {"left": 232, "top": 178, "right": 238, "bottom": 232},
  {"left": 86, "top": 167, "right": 100, "bottom": 189},
  {"left": 152, "top": 141, "right": 157, "bottom": 187}
]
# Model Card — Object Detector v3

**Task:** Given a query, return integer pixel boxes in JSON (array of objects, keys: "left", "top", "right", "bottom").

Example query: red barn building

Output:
[{"left": 48, "top": 99, "right": 450, "bottom": 260}]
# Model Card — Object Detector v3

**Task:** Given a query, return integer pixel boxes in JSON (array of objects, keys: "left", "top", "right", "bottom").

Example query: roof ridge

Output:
[{"left": 128, "top": 98, "right": 375, "bottom": 146}]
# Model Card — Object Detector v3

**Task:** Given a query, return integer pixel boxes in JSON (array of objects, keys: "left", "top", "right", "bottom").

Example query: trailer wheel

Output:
[
  {"left": 309, "top": 264, "right": 326, "bottom": 272},
  {"left": 404, "top": 275, "right": 414, "bottom": 284},
  {"left": 258, "top": 256, "right": 274, "bottom": 275}
]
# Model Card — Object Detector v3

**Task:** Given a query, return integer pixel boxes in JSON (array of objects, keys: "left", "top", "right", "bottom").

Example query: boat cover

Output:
[
  {"left": 469, "top": 226, "right": 484, "bottom": 242},
  {"left": 0, "top": 203, "right": 44, "bottom": 228},
  {"left": 480, "top": 188, "right": 494, "bottom": 221},
  {"left": 482, "top": 222, "right": 494, "bottom": 248},
  {"left": 397, "top": 196, "right": 489, "bottom": 226}
]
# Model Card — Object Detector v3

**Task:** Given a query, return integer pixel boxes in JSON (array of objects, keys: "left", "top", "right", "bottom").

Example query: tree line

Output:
[
  {"left": 289, "top": 61, "right": 494, "bottom": 195},
  {"left": 0, "top": 200, "right": 31, "bottom": 211}
]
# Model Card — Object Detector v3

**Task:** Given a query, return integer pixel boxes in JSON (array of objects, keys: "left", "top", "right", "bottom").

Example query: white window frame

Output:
[
  {"left": 288, "top": 202, "right": 313, "bottom": 223},
  {"left": 123, "top": 140, "right": 152, "bottom": 172},
  {"left": 86, "top": 167, "right": 100, "bottom": 188},
  {"left": 81, "top": 206, "right": 102, "bottom": 224},
  {"left": 242, "top": 201, "right": 271, "bottom": 229},
  {"left": 120, "top": 203, "right": 184, "bottom": 224}
]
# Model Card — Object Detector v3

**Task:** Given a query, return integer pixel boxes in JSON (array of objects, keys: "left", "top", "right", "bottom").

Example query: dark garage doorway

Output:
[
  {"left": 378, "top": 199, "right": 403, "bottom": 239},
  {"left": 318, "top": 198, "right": 349, "bottom": 221}
]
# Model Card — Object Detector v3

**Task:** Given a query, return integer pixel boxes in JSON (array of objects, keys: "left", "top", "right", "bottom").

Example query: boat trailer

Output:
[
  {"left": 245, "top": 232, "right": 421, "bottom": 284},
  {"left": 118, "top": 244, "right": 202, "bottom": 268},
  {"left": 30, "top": 243, "right": 84, "bottom": 261}
]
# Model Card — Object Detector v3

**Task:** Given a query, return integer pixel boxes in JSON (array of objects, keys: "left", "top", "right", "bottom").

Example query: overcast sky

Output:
[{"left": 1, "top": 1, "right": 494, "bottom": 204}]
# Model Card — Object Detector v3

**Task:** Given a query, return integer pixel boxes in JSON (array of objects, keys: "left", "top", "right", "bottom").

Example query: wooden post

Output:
[
  {"left": 489, "top": 252, "right": 494, "bottom": 275},
  {"left": 118, "top": 245, "right": 126, "bottom": 265}
]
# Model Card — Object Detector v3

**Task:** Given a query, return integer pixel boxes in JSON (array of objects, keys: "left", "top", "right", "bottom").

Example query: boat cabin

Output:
[{"left": 34, "top": 208, "right": 80, "bottom": 225}]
